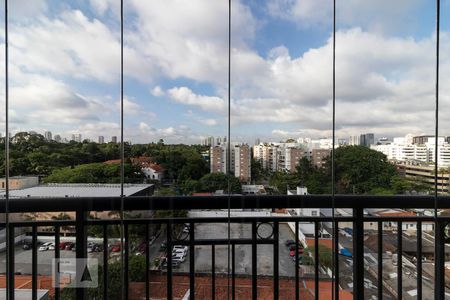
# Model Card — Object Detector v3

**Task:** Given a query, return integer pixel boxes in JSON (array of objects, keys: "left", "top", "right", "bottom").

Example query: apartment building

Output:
[
  {"left": 396, "top": 161, "right": 450, "bottom": 193},
  {"left": 210, "top": 144, "right": 251, "bottom": 182},
  {"left": 311, "top": 149, "right": 331, "bottom": 168},
  {"left": 372, "top": 135, "right": 450, "bottom": 167},
  {"left": 253, "top": 143, "right": 306, "bottom": 173}
]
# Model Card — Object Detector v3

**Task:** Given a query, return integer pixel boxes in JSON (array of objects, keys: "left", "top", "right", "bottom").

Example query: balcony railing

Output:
[{"left": 1, "top": 195, "right": 450, "bottom": 300}]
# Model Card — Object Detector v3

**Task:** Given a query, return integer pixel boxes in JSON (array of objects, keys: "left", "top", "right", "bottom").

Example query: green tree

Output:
[
  {"left": 329, "top": 146, "right": 396, "bottom": 194},
  {"left": 198, "top": 172, "right": 242, "bottom": 193},
  {"left": 250, "top": 159, "right": 265, "bottom": 184}
]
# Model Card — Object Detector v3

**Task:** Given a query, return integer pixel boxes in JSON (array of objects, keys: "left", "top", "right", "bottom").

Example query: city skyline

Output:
[{"left": 0, "top": 1, "right": 449, "bottom": 144}]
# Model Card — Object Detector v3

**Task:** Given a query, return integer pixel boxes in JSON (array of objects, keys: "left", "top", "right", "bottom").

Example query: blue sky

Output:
[{"left": 1, "top": 0, "right": 450, "bottom": 144}]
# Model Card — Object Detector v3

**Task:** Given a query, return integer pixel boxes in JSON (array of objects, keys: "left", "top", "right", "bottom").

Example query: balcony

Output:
[{"left": 1, "top": 194, "right": 449, "bottom": 299}]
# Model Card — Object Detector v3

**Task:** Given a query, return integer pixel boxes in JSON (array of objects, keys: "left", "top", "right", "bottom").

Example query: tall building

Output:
[
  {"left": 359, "top": 133, "right": 375, "bottom": 147},
  {"left": 253, "top": 143, "right": 306, "bottom": 173},
  {"left": 210, "top": 144, "right": 251, "bottom": 182},
  {"left": 71, "top": 133, "right": 82, "bottom": 143},
  {"left": 111, "top": 136, "right": 118, "bottom": 143},
  {"left": 234, "top": 144, "right": 251, "bottom": 182},
  {"left": 98, "top": 136, "right": 105, "bottom": 144},
  {"left": 54, "top": 134, "right": 61, "bottom": 143},
  {"left": 311, "top": 149, "right": 331, "bottom": 168},
  {"left": 44, "top": 131, "right": 52, "bottom": 141},
  {"left": 202, "top": 136, "right": 215, "bottom": 146},
  {"left": 349, "top": 135, "right": 360, "bottom": 146},
  {"left": 215, "top": 136, "right": 227, "bottom": 146}
]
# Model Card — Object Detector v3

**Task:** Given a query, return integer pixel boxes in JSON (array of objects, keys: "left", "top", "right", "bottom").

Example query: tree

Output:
[
  {"left": 303, "top": 244, "right": 333, "bottom": 269},
  {"left": 198, "top": 172, "right": 242, "bottom": 193},
  {"left": 250, "top": 159, "right": 265, "bottom": 184},
  {"left": 329, "top": 146, "right": 396, "bottom": 194}
]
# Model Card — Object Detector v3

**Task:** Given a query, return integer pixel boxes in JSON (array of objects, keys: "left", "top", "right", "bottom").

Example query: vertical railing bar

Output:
[
  {"left": 189, "top": 222, "right": 195, "bottom": 300},
  {"left": 353, "top": 208, "right": 364, "bottom": 300},
  {"left": 434, "top": 221, "right": 445, "bottom": 300},
  {"left": 295, "top": 222, "right": 299, "bottom": 300},
  {"left": 32, "top": 225, "right": 37, "bottom": 300},
  {"left": 417, "top": 221, "right": 422, "bottom": 300},
  {"left": 8, "top": 224, "right": 15, "bottom": 300},
  {"left": 397, "top": 222, "right": 402, "bottom": 300},
  {"left": 333, "top": 221, "right": 339, "bottom": 300},
  {"left": 273, "top": 222, "right": 279, "bottom": 300},
  {"left": 145, "top": 223, "right": 150, "bottom": 300},
  {"left": 75, "top": 209, "right": 87, "bottom": 300},
  {"left": 232, "top": 243, "right": 236, "bottom": 300},
  {"left": 212, "top": 245, "right": 216, "bottom": 300},
  {"left": 252, "top": 222, "right": 257, "bottom": 300},
  {"left": 103, "top": 224, "right": 108, "bottom": 300},
  {"left": 54, "top": 226, "right": 60, "bottom": 300},
  {"left": 167, "top": 221, "right": 173, "bottom": 300},
  {"left": 124, "top": 223, "right": 129, "bottom": 300},
  {"left": 314, "top": 221, "right": 319, "bottom": 300},
  {"left": 377, "top": 222, "right": 383, "bottom": 300}
]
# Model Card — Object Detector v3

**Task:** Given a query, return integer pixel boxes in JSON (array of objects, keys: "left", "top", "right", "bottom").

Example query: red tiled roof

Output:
[
  {"left": 305, "top": 238, "right": 333, "bottom": 249},
  {"left": 378, "top": 211, "right": 415, "bottom": 217}
]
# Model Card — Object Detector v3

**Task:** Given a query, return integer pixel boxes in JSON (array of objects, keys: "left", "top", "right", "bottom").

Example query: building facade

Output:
[{"left": 210, "top": 144, "right": 251, "bottom": 182}]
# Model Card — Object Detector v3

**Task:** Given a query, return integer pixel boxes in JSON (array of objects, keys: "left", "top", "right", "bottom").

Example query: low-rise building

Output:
[{"left": 0, "top": 176, "right": 39, "bottom": 190}]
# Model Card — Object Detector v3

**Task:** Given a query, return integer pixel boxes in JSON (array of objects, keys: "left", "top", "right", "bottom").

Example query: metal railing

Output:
[{"left": 1, "top": 195, "right": 450, "bottom": 300}]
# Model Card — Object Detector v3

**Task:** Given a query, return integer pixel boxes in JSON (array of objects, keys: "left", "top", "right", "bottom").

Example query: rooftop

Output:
[{"left": 0, "top": 183, "right": 153, "bottom": 198}]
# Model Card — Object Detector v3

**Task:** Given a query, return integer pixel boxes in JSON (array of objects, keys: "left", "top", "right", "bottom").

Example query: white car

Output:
[
  {"left": 172, "top": 254, "right": 186, "bottom": 262},
  {"left": 173, "top": 246, "right": 188, "bottom": 251},
  {"left": 172, "top": 248, "right": 187, "bottom": 257},
  {"left": 38, "top": 242, "right": 53, "bottom": 251}
]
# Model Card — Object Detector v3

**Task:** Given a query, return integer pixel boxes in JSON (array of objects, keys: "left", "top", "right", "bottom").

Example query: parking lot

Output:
[
  {"left": 1, "top": 223, "right": 304, "bottom": 279},
  {"left": 0, "top": 242, "right": 103, "bottom": 276},
  {"left": 173, "top": 223, "right": 297, "bottom": 277}
]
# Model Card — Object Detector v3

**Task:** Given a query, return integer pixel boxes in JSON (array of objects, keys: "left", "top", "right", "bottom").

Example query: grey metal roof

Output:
[
  {"left": 0, "top": 289, "right": 49, "bottom": 300},
  {"left": 0, "top": 183, "right": 153, "bottom": 198}
]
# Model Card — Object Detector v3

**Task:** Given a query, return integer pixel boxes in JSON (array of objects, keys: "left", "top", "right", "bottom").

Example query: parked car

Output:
[
  {"left": 111, "top": 245, "right": 121, "bottom": 252},
  {"left": 65, "top": 242, "right": 75, "bottom": 250},
  {"left": 92, "top": 244, "right": 103, "bottom": 252},
  {"left": 38, "top": 242, "right": 53, "bottom": 252},
  {"left": 172, "top": 254, "right": 186, "bottom": 262},
  {"left": 59, "top": 242, "right": 69, "bottom": 250},
  {"left": 159, "top": 241, "right": 167, "bottom": 251},
  {"left": 22, "top": 242, "right": 32, "bottom": 250},
  {"left": 289, "top": 249, "right": 304, "bottom": 257},
  {"left": 289, "top": 244, "right": 304, "bottom": 251},
  {"left": 285, "top": 240, "right": 295, "bottom": 247}
]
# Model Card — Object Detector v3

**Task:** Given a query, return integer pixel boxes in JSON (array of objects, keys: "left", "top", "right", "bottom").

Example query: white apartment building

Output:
[
  {"left": 253, "top": 143, "right": 307, "bottom": 173},
  {"left": 372, "top": 135, "right": 450, "bottom": 166}
]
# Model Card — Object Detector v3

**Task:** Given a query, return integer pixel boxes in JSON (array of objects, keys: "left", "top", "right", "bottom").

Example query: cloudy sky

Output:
[{"left": 1, "top": 0, "right": 450, "bottom": 144}]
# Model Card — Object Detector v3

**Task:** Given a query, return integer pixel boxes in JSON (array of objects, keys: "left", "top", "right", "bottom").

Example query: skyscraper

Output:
[
  {"left": 54, "top": 134, "right": 61, "bottom": 143},
  {"left": 44, "top": 131, "right": 52, "bottom": 141},
  {"left": 98, "top": 136, "right": 104, "bottom": 144},
  {"left": 111, "top": 136, "right": 117, "bottom": 143},
  {"left": 71, "top": 133, "right": 82, "bottom": 143}
]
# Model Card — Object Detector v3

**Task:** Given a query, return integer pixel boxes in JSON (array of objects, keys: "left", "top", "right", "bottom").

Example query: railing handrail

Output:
[{"left": 1, "top": 194, "right": 450, "bottom": 213}]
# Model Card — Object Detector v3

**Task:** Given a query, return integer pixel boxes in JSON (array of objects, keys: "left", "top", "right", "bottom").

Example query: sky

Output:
[{"left": 0, "top": 0, "right": 450, "bottom": 144}]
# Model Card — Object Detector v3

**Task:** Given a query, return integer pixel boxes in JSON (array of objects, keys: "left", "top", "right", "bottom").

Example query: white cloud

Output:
[
  {"left": 167, "top": 87, "right": 226, "bottom": 112},
  {"left": 266, "top": 0, "right": 425, "bottom": 33},
  {"left": 89, "top": 0, "right": 120, "bottom": 16},
  {"left": 151, "top": 86, "right": 164, "bottom": 97},
  {"left": 197, "top": 119, "right": 218, "bottom": 126}
]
